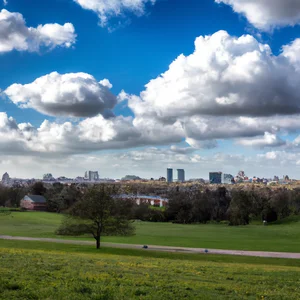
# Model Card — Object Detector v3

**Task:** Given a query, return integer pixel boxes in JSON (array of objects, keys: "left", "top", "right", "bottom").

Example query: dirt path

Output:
[{"left": 1, "top": 235, "right": 300, "bottom": 259}]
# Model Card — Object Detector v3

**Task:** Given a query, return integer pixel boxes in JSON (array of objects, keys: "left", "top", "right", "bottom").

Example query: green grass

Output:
[
  {"left": 1, "top": 211, "right": 300, "bottom": 252},
  {"left": 0, "top": 240, "right": 300, "bottom": 299},
  {"left": 1, "top": 239, "right": 300, "bottom": 267}
]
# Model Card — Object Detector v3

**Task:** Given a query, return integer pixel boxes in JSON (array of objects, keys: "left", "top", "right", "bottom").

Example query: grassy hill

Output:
[
  {"left": 0, "top": 240, "right": 300, "bottom": 299},
  {"left": 1, "top": 211, "right": 300, "bottom": 252}
]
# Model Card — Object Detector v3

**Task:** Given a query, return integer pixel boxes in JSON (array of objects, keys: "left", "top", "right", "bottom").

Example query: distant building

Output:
[
  {"left": 189, "top": 178, "right": 206, "bottom": 184},
  {"left": 177, "top": 169, "right": 185, "bottom": 182},
  {"left": 75, "top": 176, "right": 85, "bottom": 182},
  {"left": 43, "top": 173, "right": 55, "bottom": 181},
  {"left": 222, "top": 173, "right": 234, "bottom": 184},
  {"left": 238, "top": 170, "right": 246, "bottom": 178},
  {"left": 209, "top": 172, "right": 222, "bottom": 184},
  {"left": 167, "top": 168, "right": 173, "bottom": 183},
  {"left": 20, "top": 195, "right": 47, "bottom": 211},
  {"left": 121, "top": 175, "right": 141, "bottom": 181},
  {"left": 85, "top": 171, "right": 99, "bottom": 181},
  {"left": 158, "top": 177, "right": 166, "bottom": 182},
  {"left": 116, "top": 194, "right": 168, "bottom": 208},
  {"left": 1, "top": 172, "right": 10, "bottom": 185},
  {"left": 267, "top": 181, "right": 278, "bottom": 186}
]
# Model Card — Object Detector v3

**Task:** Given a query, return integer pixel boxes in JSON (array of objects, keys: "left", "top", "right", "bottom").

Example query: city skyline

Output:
[
  {"left": 0, "top": 168, "right": 294, "bottom": 182},
  {"left": 1, "top": 1, "right": 300, "bottom": 178}
]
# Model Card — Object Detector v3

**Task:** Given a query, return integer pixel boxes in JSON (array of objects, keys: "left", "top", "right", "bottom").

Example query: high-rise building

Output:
[
  {"left": 209, "top": 172, "right": 222, "bottom": 184},
  {"left": 209, "top": 172, "right": 234, "bottom": 184},
  {"left": 177, "top": 169, "right": 185, "bottom": 182},
  {"left": 167, "top": 168, "right": 173, "bottom": 183},
  {"left": 85, "top": 171, "right": 99, "bottom": 181},
  {"left": 1, "top": 172, "right": 10, "bottom": 185},
  {"left": 222, "top": 173, "right": 234, "bottom": 184}
]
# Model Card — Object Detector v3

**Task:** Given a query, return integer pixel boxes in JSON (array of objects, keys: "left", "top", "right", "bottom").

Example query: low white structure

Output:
[{"left": 117, "top": 195, "right": 168, "bottom": 208}]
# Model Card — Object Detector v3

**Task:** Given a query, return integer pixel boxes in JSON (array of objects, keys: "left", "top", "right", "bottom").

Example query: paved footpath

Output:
[{"left": 1, "top": 235, "right": 300, "bottom": 259}]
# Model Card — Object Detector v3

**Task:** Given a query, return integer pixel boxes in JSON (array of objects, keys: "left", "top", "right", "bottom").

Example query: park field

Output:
[
  {"left": 1, "top": 240, "right": 300, "bottom": 299},
  {"left": 1, "top": 211, "right": 300, "bottom": 252}
]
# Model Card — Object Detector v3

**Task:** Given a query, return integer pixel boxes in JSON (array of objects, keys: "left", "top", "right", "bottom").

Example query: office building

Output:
[
  {"left": 177, "top": 169, "right": 185, "bottom": 182},
  {"left": 85, "top": 171, "right": 99, "bottom": 181},
  {"left": 167, "top": 168, "right": 173, "bottom": 183},
  {"left": 222, "top": 173, "right": 234, "bottom": 184},
  {"left": 209, "top": 172, "right": 222, "bottom": 184},
  {"left": 209, "top": 172, "right": 234, "bottom": 184}
]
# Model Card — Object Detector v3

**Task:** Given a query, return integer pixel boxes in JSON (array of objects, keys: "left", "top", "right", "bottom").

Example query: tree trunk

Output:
[{"left": 96, "top": 236, "right": 100, "bottom": 249}]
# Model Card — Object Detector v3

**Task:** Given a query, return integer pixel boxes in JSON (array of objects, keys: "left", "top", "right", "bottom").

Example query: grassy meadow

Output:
[
  {"left": 1, "top": 240, "right": 300, "bottom": 299},
  {"left": 1, "top": 211, "right": 300, "bottom": 252}
]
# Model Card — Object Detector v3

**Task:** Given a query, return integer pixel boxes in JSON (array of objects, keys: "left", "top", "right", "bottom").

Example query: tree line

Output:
[
  {"left": 1, "top": 182, "right": 300, "bottom": 248},
  {"left": 165, "top": 186, "right": 300, "bottom": 225},
  {"left": 2, "top": 182, "right": 300, "bottom": 229}
]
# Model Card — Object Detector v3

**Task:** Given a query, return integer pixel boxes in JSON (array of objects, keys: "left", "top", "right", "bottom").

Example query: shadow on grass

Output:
[{"left": 270, "top": 215, "right": 300, "bottom": 225}]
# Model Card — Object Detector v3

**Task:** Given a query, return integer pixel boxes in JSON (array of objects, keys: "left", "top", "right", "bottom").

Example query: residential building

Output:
[
  {"left": 167, "top": 168, "right": 173, "bottom": 183},
  {"left": 177, "top": 169, "right": 185, "bottom": 182},
  {"left": 209, "top": 172, "right": 222, "bottom": 184},
  {"left": 20, "top": 195, "right": 47, "bottom": 211}
]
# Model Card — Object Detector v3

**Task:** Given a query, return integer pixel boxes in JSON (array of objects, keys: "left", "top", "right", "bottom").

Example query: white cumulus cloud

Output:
[
  {"left": 282, "top": 38, "right": 300, "bottom": 72},
  {"left": 0, "top": 112, "right": 186, "bottom": 156},
  {"left": 128, "top": 30, "right": 300, "bottom": 121},
  {"left": 215, "top": 0, "right": 300, "bottom": 31},
  {"left": 0, "top": 9, "right": 76, "bottom": 54},
  {"left": 0, "top": 112, "right": 141, "bottom": 155},
  {"left": 237, "top": 132, "right": 286, "bottom": 148},
  {"left": 4, "top": 72, "right": 117, "bottom": 118},
  {"left": 4, "top": 31, "right": 300, "bottom": 160},
  {"left": 73, "top": 0, "right": 156, "bottom": 28}
]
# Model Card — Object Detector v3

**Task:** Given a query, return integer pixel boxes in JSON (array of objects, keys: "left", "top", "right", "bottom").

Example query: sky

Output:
[{"left": 1, "top": 0, "right": 300, "bottom": 180}]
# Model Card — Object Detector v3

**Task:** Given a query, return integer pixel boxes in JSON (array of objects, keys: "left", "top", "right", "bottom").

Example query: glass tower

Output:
[{"left": 167, "top": 168, "right": 173, "bottom": 183}]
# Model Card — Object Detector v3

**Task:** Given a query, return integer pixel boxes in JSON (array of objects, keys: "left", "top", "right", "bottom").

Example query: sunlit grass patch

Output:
[{"left": 0, "top": 243, "right": 300, "bottom": 299}]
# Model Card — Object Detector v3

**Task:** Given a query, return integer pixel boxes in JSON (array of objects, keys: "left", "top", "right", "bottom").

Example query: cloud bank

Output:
[{"left": 3, "top": 31, "right": 300, "bottom": 158}]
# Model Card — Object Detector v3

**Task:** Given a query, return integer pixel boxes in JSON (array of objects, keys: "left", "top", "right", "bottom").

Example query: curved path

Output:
[{"left": 1, "top": 235, "right": 300, "bottom": 259}]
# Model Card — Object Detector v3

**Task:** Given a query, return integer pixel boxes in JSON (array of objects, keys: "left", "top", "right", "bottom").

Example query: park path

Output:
[{"left": 0, "top": 235, "right": 300, "bottom": 259}]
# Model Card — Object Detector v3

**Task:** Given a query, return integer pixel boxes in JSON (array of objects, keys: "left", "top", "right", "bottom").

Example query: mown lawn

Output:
[
  {"left": 0, "top": 240, "right": 300, "bottom": 299},
  {"left": 1, "top": 212, "right": 300, "bottom": 252}
]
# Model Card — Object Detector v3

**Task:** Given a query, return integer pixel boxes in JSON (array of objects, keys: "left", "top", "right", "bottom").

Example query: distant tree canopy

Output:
[
  {"left": 1, "top": 180, "right": 300, "bottom": 227},
  {"left": 31, "top": 182, "right": 46, "bottom": 196},
  {"left": 0, "top": 185, "right": 28, "bottom": 207},
  {"left": 45, "top": 184, "right": 82, "bottom": 213},
  {"left": 165, "top": 186, "right": 300, "bottom": 225},
  {"left": 56, "top": 185, "right": 135, "bottom": 249}
]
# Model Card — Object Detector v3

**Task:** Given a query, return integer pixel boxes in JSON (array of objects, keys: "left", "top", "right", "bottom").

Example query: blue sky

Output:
[{"left": 1, "top": 0, "right": 300, "bottom": 179}]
